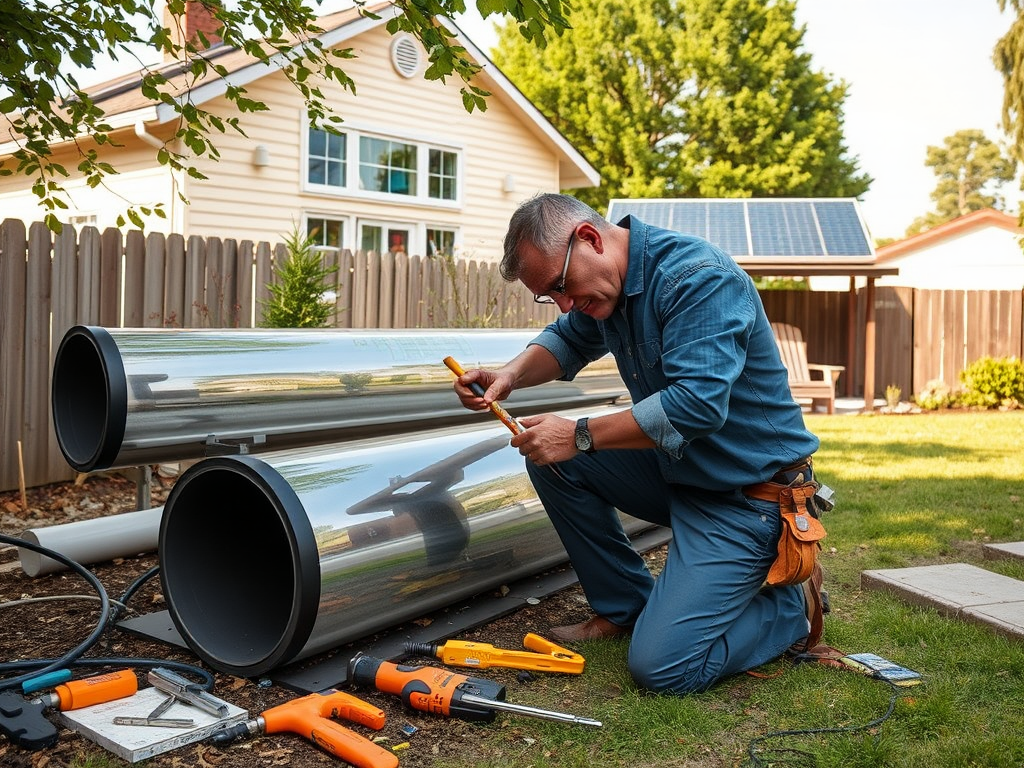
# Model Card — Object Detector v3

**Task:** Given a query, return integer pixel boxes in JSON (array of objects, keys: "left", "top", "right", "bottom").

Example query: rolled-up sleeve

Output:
[{"left": 631, "top": 394, "right": 688, "bottom": 459}]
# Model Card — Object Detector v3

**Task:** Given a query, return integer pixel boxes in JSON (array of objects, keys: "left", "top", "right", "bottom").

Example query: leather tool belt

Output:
[{"left": 744, "top": 461, "right": 827, "bottom": 587}]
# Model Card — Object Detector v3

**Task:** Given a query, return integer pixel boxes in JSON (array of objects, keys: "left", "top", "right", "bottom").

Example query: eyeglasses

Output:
[{"left": 533, "top": 231, "right": 575, "bottom": 304}]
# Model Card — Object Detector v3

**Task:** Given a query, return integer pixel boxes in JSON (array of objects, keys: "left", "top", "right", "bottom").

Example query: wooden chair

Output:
[{"left": 771, "top": 322, "right": 845, "bottom": 414}]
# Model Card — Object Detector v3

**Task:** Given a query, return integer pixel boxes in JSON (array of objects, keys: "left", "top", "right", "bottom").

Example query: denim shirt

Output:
[{"left": 529, "top": 216, "right": 820, "bottom": 491}]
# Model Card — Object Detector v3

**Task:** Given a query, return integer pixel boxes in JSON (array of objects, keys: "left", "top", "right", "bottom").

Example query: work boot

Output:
[
  {"left": 550, "top": 616, "right": 631, "bottom": 643},
  {"left": 788, "top": 560, "right": 829, "bottom": 655}
]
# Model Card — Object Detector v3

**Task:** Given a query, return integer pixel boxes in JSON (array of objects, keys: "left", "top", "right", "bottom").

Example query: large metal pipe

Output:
[
  {"left": 158, "top": 405, "right": 649, "bottom": 678},
  {"left": 52, "top": 326, "right": 625, "bottom": 472}
]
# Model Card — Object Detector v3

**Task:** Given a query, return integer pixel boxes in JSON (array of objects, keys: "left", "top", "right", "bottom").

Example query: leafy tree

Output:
[
  {"left": 905, "top": 129, "right": 1016, "bottom": 235},
  {"left": 995, "top": 0, "right": 1024, "bottom": 159},
  {"left": 260, "top": 224, "right": 338, "bottom": 328},
  {"left": 492, "top": 0, "right": 870, "bottom": 210},
  {"left": 0, "top": 0, "right": 571, "bottom": 231}
]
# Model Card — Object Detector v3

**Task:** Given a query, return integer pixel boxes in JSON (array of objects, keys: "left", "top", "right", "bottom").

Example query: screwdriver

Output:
[
  {"left": 348, "top": 653, "right": 601, "bottom": 727},
  {"left": 443, "top": 356, "right": 524, "bottom": 435}
]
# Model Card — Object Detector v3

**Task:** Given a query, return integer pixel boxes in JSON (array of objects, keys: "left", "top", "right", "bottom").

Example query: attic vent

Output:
[{"left": 391, "top": 34, "right": 422, "bottom": 78}]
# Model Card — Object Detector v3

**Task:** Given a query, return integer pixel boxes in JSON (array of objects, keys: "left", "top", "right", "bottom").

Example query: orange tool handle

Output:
[
  {"left": 435, "top": 635, "right": 584, "bottom": 674},
  {"left": 262, "top": 691, "right": 396, "bottom": 768},
  {"left": 54, "top": 669, "right": 138, "bottom": 711},
  {"left": 443, "top": 356, "right": 523, "bottom": 435}
]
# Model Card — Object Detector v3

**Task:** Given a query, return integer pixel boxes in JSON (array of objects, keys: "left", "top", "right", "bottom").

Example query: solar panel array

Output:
[{"left": 605, "top": 198, "right": 873, "bottom": 260}]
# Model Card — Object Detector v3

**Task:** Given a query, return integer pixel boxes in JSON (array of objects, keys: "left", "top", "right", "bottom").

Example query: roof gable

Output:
[{"left": 876, "top": 209, "right": 1022, "bottom": 262}]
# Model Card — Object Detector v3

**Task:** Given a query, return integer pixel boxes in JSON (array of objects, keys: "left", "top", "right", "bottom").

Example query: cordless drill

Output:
[
  {"left": 210, "top": 689, "right": 398, "bottom": 768},
  {"left": 348, "top": 653, "right": 601, "bottom": 727}
]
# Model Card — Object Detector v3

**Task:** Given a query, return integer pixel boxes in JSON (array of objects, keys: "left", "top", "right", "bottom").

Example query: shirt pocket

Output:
[{"left": 638, "top": 339, "right": 662, "bottom": 369}]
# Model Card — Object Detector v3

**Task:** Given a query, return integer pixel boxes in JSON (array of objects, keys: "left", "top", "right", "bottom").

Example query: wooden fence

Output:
[{"left": 2, "top": 218, "right": 1023, "bottom": 491}]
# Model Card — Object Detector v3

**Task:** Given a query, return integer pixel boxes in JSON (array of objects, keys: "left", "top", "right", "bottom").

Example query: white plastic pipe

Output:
[{"left": 19, "top": 506, "right": 163, "bottom": 577}]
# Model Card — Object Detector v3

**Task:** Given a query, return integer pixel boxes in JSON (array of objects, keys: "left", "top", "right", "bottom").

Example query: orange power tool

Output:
[
  {"left": 33, "top": 669, "right": 138, "bottom": 711},
  {"left": 210, "top": 689, "right": 397, "bottom": 768},
  {"left": 349, "top": 653, "right": 601, "bottom": 727},
  {"left": 1, "top": 669, "right": 138, "bottom": 750}
]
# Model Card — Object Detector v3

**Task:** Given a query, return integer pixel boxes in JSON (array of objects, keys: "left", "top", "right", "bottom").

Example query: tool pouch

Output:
[{"left": 765, "top": 482, "right": 827, "bottom": 587}]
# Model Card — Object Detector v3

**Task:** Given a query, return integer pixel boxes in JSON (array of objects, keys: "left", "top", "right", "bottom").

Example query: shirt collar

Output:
[{"left": 617, "top": 214, "right": 647, "bottom": 297}]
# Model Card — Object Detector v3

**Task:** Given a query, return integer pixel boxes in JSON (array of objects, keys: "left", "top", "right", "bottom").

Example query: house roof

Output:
[
  {"left": 4, "top": 2, "right": 599, "bottom": 188},
  {"left": 875, "top": 208, "right": 1022, "bottom": 262},
  {"left": 607, "top": 197, "right": 899, "bottom": 277}
]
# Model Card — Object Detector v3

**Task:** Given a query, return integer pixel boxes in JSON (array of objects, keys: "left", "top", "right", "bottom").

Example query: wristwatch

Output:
[{"left": 574, "top": 417, "right": 596, "bottom": 454}]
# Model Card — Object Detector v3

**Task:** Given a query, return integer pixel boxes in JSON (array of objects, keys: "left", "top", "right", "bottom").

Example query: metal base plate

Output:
[{"left": 119, "top": 527, "right": 672, "bottom": 694}]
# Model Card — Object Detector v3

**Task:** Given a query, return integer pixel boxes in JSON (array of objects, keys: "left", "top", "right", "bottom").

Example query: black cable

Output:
[
  {"left": 111, "top": 563, "right": 161, "bottom": 623},
  {"left": 0, "top": 535, "right": 212, "bottom": 691},
  {"left": 745, "top": 679, "right": 902, "bottom": 768},
  {"left": 0, "top": 532, "right": 111, "bottom": 692}
]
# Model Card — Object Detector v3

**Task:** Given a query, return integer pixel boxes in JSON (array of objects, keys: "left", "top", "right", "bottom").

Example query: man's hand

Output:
[
  {"left": 511, "top": 413, "right": 578, "bottom": 464},
  {"left": 453, "top": 368, "right": 516, "bottom": 412}
]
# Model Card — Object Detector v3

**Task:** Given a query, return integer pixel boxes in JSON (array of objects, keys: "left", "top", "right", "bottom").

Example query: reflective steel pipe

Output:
[
  {"left": 52, "top": 326, "right": 625, "bottom": 472},
  {"left": 159, "top": 406, "right": 650, "bottom": 677}
]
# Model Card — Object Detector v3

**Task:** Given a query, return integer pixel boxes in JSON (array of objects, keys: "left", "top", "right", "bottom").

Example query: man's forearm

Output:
[{"left": 499, "top": 344, "right": 564, "bottom": 391}]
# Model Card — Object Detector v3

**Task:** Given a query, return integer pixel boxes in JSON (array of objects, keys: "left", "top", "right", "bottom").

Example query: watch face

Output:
[{"left": 575, "top": 420, "right": 593, "bottom": 452}]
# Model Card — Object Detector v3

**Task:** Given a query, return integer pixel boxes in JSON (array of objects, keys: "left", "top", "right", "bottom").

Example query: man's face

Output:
[{"left": 521, "top": 226, "right": 620, "bottom": 320}]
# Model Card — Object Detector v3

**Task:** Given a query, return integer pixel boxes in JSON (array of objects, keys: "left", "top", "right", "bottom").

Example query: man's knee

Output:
[{"left": 627, "top": 646, "right": 717, "bottom": 695}]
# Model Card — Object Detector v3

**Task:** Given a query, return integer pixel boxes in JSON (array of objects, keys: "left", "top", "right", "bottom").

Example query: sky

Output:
[{"left": 454, "top": 0, "right": 1018, "bottom": 241}]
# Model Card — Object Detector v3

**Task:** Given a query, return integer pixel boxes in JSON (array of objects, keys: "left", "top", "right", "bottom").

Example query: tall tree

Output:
[
  {"left": 0, "top": 0, "right": 571, "bottom": 230},
  {"left": 492, "top": 0, "right": 870, "bottom": 210},
  {"left": 905, "top": 129, "right": 1016, "bottom": 235},
  {"left": 995, "top": 0, "right": 1024, "bottom": 158}
]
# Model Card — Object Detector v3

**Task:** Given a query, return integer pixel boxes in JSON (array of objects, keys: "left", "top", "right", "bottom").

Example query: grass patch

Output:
[{"left": 449, "top": 412, "right": 1024, "bottom": 768}]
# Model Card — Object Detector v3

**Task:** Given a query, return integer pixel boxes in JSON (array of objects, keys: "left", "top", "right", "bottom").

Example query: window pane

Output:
[
  {"left": 309, "top": 157, "right": 325, "bottom": 186},
  {"left": 359, "top": 137, "right": 417, "bottom": 195},
  {"left": 426, "top": 228, "right": 456, "bottom": 258},
  {"left": 308, "top": 218, "right": 344, "bottom": 248},
  {"left": 361, "top": 225, "right": 382, "bottom": 253},
  {"left": 327, "top": 158, "right": 343, "bottom": 187},
  {"left": 309, "top": 128, "right": 326, "bottom": 155},
  {"left": 427, "top": 149, "right": 457, "bottom": 200},
  {"left": 308, "top": 128, "right": 346, "bottom": 188}
]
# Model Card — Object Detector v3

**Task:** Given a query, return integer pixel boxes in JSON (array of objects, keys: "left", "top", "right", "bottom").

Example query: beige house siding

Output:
[
  {"left": 179, "top": 26, "right": 566, "bottom": 258},
  {"left": 2, "top": 23, "right": 586, "bottom": 260}
]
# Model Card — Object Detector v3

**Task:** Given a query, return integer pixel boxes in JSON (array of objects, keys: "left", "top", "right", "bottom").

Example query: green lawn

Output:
[{"left": 449, "top": 411, "right": 1024, "bottom": 768}]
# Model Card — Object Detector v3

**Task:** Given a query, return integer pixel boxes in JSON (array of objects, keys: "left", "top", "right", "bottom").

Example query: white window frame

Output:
[
  {"left": 304, "top": 213, "right": 350, "bottom": 250},
  {"left": 303, "top": 121, "right": 463, "bottom": 209}
]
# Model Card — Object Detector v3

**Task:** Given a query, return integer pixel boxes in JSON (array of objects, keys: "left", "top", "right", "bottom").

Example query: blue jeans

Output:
[{"left": 527, "top": 450, "right": 809, "bottom": 694}]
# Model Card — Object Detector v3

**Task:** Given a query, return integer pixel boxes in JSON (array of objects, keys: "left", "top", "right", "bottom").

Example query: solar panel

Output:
[{"left": 605, "top": 198, "right": 873, "bottom": 262}]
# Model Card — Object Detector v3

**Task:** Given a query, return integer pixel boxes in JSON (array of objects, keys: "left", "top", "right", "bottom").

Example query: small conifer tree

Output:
[{"left": 260, "top": 225, "right": 338, "bottom": 328}]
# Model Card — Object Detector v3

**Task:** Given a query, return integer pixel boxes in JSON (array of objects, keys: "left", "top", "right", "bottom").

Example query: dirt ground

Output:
[{"left": 0, "top": 471, "right": 632, "bottom": 768}]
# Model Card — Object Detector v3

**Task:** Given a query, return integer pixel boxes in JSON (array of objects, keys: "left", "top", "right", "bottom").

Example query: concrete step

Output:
[
  {"left": 861, "top": 562, "right": 1024, "bottom": 641},
  {"left": 984, "top": 541, "right": 1024, "bottom": 563}
]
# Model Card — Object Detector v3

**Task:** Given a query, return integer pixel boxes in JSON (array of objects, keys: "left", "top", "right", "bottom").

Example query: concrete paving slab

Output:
[
  {"left": 862, "top": 563, "right": 1024, "bottom": 640},
  {"left": 985, "top": 541, "right": 1024, "bottom": 562}
]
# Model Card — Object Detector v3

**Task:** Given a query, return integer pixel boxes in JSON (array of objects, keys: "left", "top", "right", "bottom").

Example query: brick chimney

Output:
[{"left": 163, "top": 1, "right": 223, "bottom": 57}]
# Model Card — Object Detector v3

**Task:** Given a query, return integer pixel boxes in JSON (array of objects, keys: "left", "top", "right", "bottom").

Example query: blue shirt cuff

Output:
[{"left": 632, "top": 394, "right": 688, "bottom": 459}]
